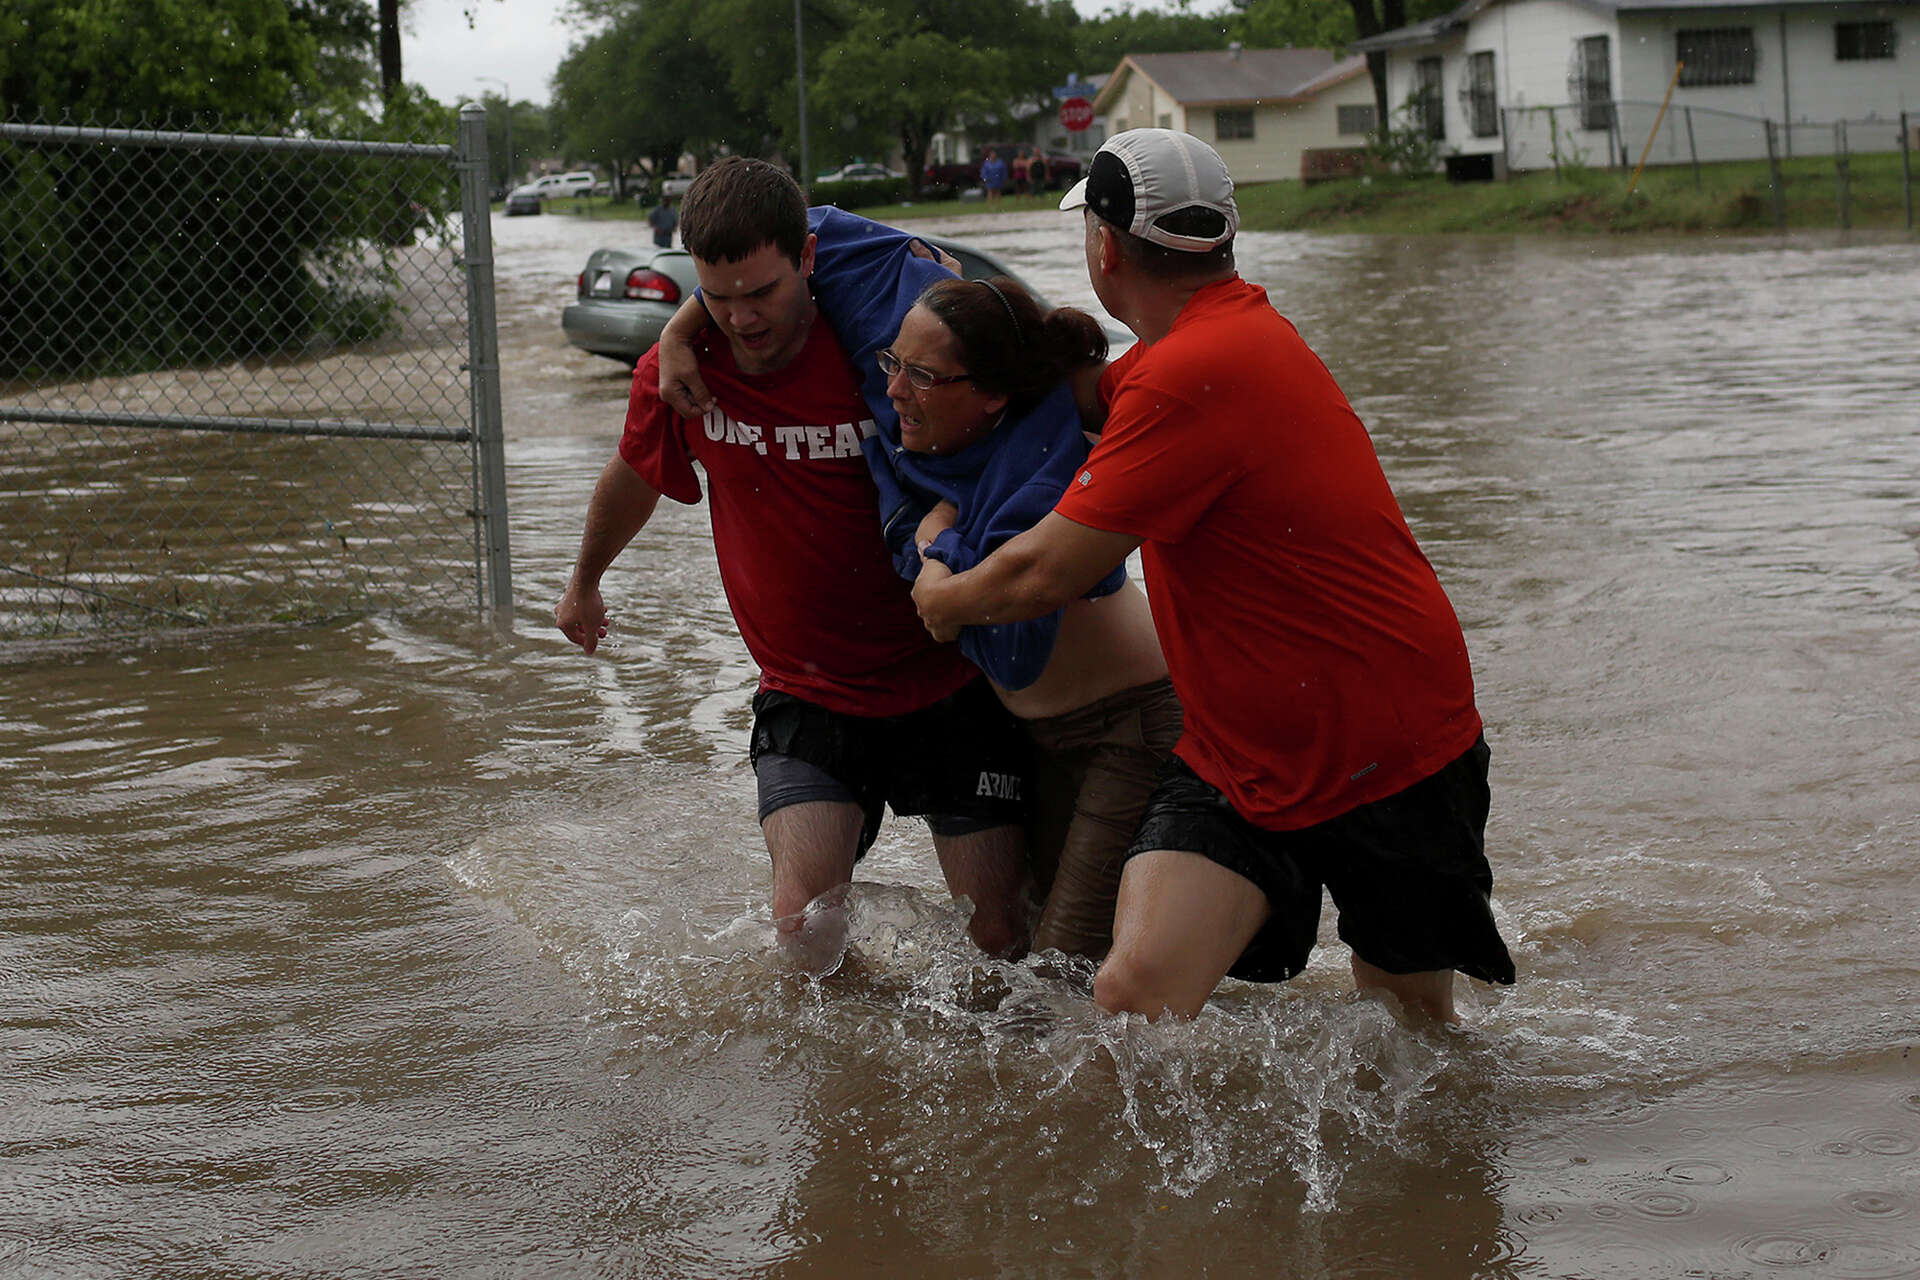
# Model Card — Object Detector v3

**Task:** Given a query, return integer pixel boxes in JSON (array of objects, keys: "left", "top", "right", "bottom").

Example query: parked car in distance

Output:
[
  {"left": 561, "top": 231, "right": 1122, "bottom": 366},
  {"left": 562, "top": 246, "right": 700, "bottom": 363},
  {"left": 816, "top": 162, "right": 903, "bottom": 184},
  {"left": 660, "top": 175, "right": 696, "bottom": 198},
  {"left": 919, "top": 148, "right": 1083, "bottom": 199},
  {"left": 526, "top": 171, "right": 598, "bottom": 200},
  {"left": 504, "top": 170, "right": 599, "bottom": 215}
]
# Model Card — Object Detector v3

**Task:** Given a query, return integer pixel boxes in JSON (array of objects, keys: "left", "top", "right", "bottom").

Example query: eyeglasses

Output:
[{"left": 877, "top": 349, "right": 974, "bottom": 391}]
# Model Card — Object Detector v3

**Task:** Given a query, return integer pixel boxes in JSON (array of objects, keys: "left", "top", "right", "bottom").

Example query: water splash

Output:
[{"left": 582, "top": 880, "right": 1467, "bottom": 1210}]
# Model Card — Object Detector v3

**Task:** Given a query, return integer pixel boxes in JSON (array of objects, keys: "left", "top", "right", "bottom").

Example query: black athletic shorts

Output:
[
  {"left": 1126, "top": 736, "right": 1516, "bottom": 986},
  {"left": 749, "top": 680, "right": 1030, "bottom": 857}
]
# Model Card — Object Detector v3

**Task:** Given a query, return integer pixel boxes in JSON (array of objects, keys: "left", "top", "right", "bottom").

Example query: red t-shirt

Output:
[
  {"left": 1054, "top": 277, "right": 1482, "bottom": 831},
  {"left": 619, "top": 319, "right": 974, "bottom": 717}
]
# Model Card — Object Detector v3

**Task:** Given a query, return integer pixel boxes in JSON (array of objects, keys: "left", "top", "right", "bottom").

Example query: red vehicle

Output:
[{"left": 920, "top": 146, "right": 1083, "bottom": 199}]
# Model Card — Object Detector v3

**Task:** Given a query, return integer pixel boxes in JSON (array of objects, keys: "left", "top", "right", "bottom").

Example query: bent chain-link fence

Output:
[
  {"left": 1501, "top": 102, "right": 1915, "bottom": 173},
  {"left": 1497, "top": 102, "right": 1915, "bottom": 229},
  {"left": 1, "top": 104, "right": 510, "bottom": 641}
]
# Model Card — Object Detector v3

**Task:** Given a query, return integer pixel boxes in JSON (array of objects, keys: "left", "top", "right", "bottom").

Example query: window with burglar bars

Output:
[
  {"left": 1835, "top": 20, "right": 1896, "bottom": 60},
  {"left": 1677, "top": 28, "right": 1757, "bottom": 85},
  {"left": 1416, "top": 58, "right": 1446, "bottom": 140},
  {"left": 1215, "top": 108, "right": 1255, "bottom": 140},
  {"left": 0, "top": 111, "right": 511, "bottom": 639},
  {"left": 1337, "top": 105, "right": 1377, "bottom": 135},
  {"left": 1572, "top": 35, "right": 1614, "bottom": 131},
  {"left": 1464, "top": 51, "right": 1499, "bottom": 138}
]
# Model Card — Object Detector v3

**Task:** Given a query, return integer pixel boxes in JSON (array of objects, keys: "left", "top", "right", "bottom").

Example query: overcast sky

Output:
[{"left": 402, "top": 0, "right": 1140, "bottom": 108}]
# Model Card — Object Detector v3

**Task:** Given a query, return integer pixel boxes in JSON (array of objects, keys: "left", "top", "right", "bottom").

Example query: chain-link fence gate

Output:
[{"left": 1, "top": 103, "right": 510, "bottom": 641}]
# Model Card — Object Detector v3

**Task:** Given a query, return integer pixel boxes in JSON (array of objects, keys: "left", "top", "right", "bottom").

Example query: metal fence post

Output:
[
  {"left": 1765, "top": 120, "right": 1787, "bottom": 231},
  {"left": 1685, "top": 107, "right": 1700, "bottom": 189},
  {"left": 1903, "top": 111, "right": 1913, "bottom": 231},
  {"left": 457, "top": 102, "right": 514, "bottom": 625},
  {"left": 1835, "top": 120, "right": 1850, "bottom": 230}
]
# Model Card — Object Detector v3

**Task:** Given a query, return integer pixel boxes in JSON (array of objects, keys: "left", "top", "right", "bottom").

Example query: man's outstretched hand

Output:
[{"left": 555, "top": 581, "right": 611, "bottom": 655}]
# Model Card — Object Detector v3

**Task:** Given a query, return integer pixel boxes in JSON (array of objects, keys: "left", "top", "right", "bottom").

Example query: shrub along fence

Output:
[{"left": 0, "top": 105, "right": 512, "bottom": 641}]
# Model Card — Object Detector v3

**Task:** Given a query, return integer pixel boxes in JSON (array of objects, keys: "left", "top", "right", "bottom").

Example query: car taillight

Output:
[
  {"left": 625, "top": 269, "right": 680, "bottom": 302},
  {"left": 576, "top": 271, "right": 587, "bottom": 296}
]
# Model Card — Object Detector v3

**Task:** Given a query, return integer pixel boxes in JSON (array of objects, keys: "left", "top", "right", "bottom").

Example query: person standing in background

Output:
[
  {"left": 979, "top": 148, "right": 1007, "bottom": 203},
  {"left": 647, "top": 195, "right": 677, "bottom": 248}
]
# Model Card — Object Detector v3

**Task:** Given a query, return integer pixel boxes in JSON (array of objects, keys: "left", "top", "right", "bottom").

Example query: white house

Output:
[
  {"left": 1353, "top": 0, "right": 1920, "bottom": 174},
  {"left": 1094, "top": 46, "right": 1380, "bottom": 183}
]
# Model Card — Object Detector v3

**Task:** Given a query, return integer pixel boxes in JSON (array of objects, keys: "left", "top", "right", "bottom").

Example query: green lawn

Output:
[
  {"left": 529, "top": 155, "right": 1916, "bottom": 236},
  {"left": 1235, "top": 152, "right": 1917, "bottom": 234}
]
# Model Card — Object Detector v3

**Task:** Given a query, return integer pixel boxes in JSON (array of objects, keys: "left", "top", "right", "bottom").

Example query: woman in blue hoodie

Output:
[{"left": 861, "top": 272, "right": 1181, "bottom": 960}]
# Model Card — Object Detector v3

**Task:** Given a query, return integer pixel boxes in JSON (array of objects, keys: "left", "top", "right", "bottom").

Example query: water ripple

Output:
[
  {"left": 1662, "top": 1159, "right": 1733, "bottom": 1185},
  {"left": 1835, "top": 1190, "right": 1913, "bottom": 1220},
  {"left": 1625, "top": 1189, "right": 1697, "bottom": 1219}
]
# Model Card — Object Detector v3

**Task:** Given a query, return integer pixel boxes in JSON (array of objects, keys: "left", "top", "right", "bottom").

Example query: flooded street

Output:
[{"left": 4, "top": 208, "right": 1918, "bottom": 1277}]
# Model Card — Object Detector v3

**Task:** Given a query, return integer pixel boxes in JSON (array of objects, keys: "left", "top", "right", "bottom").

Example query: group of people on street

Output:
[
  {"left": 978, "top": 146, "right": 1049, "bottom": 201},
  {"left": 556, "top": 129, "right": 1516, "bottom": 1021}
]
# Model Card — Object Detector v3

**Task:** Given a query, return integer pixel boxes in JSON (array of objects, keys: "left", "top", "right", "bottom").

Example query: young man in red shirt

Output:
[
  {"left": 555, "top": 159, "right": 1030, "bottom": 967},
  {"left": 913, "top": 129, "right": 1516, "bottom": 1022}
]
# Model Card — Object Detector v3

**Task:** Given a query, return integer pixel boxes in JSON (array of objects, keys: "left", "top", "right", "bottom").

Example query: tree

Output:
[
  {"left": 810, "top": 0, "right": 1073, "bottom": 190},
  {"left": 0, "top": 0, "right": 454, "bottom": 379},
  {"left": 476, "top": 91, "right": 551, "bottom": 189},
  {"left": 288, "top": 0, "right": 382, "bottom": 107},
  {"left": 3, "top": 0, "right": 323, "bottom": 122},
  {"left": 379, "top": 0, "right": 402, "bottom": 102},
  {"left": 552, "top": 0, "right": 753, "bottom": 186},
  {"left": 1234, "top": 0, "right": 1455, "bottom": 136},
  {"left": 682, "top": 0, "right": 848, "bottom": 166},
  {"left": 0, "top": 0, "right": 397, "bottom": 121},
  {"left": 1071, "top": 2, "right": 1235, "bottom": 73},
  {"left": 1226, "top": 0, "right": 1355, "bottom": 53}
]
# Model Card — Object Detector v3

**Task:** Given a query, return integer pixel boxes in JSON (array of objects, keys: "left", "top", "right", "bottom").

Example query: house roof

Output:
[
  {"left": 1094, "top": 48, "right": 1366, "bottom": 113},
  {"left": 1352, "top": 0, "right": 1918, "bottom": 52}
]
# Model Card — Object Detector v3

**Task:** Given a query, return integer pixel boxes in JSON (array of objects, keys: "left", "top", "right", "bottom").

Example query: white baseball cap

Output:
[{"left": 1059, "top": 127, "right": 1239, "bottom": 252}]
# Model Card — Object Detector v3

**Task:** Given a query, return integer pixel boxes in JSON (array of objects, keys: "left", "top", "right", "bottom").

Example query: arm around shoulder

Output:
[{"left": 656, "top": 295, "right": 715, "bottom": 417}]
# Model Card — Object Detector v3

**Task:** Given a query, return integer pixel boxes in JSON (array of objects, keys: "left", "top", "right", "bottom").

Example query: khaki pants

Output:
[{"left": 1021, "top": 678, "right": 1184, "bottom": 958}]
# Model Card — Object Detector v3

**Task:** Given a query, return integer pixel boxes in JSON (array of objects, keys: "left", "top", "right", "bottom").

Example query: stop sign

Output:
[{"left": 1059, "top": 97, "right": 1094, "bottom": 133}]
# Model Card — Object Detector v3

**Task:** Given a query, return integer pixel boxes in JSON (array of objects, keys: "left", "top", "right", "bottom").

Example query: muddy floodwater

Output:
[{"left": 4, "top": 208, "right": 1918, "bottom": 1278}]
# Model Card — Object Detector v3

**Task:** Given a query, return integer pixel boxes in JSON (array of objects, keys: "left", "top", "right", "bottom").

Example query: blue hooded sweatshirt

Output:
[{"left": 803, "top": 206, "right": 1125, "bottom": 691}]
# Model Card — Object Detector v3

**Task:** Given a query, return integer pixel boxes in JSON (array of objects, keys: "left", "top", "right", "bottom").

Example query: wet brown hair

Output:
[
  {"left": 679, "top": 158, "right": 808, "bottom": 266},
  {"left": 913, "top": 275, "right": 1107, "bottom": 415}
]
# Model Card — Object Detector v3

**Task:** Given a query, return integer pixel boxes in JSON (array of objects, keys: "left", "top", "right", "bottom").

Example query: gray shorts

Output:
[{"left": 750, "top": 682, "right": 1029, "bottom": 857}]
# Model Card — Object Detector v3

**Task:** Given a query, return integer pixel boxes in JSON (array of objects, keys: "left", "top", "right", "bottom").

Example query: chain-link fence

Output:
[
  {"left": 1, "top": 104, "right": 510, "bottom": 641},
  {"left": 1502, "top": 101, "right": 1914, "bottom": 174},
  {"left": 1497, "top": 102, "right": 1914, "bottom": 229}
]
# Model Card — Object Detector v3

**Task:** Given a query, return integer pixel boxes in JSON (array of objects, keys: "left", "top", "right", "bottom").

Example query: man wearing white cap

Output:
[{"left": 913, "top": 128, "right": 1515, "bottom": 1023}]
